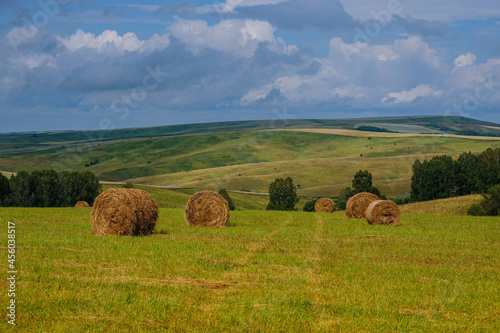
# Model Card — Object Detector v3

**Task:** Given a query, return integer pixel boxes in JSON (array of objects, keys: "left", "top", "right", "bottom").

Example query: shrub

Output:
[
  {"left": 303, "top": 199, "right": 317, "bottom": 212},
  {"left": 467, "top": 185, "right": 500, "bottom": 216},
  {"left": 218, "top": 189, "right": 236, "bottom": 211},
  {"left": 392, "top": 193, "right": 411, "bottom": 205}
]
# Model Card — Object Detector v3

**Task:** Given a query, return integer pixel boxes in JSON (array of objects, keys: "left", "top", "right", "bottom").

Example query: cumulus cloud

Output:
[
  {"left": 382, "top": 84, "right": 443, "bottom": 104},
  {"left": 58, "top": 29, "right": 170, "bottom": 54},
  {"left": 170, "top": 18, "right": 297, "bottom": 58},
  {"left": 452, "top": 52, "right": 477, "bottom": 73},
  {"left": 241, "top": 35, "right": 449, "bottom": 108}
]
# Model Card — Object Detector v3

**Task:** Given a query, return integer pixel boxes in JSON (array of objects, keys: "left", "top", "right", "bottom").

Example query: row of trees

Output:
[
  {"left": 0, "top": 170, "right": 101, "bottom": 207},
  {"left": 410, "top": 148, "right": 500, "bottom": 202}
]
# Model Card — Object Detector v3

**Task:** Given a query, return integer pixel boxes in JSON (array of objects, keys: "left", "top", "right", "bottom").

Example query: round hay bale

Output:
[
  {"left": 74, "top": 201, "right": 89, "bottom": 208},
  {"left": 366, "top": 200, "right": 401, "bottom": 225},
  {"left": 185, "top": 191, "right": 230, "bottom": 227},
  {"left": 315, "top": 198, "right": 335, "bottom": 213},
  {"left": 91, "top": 188, "right": 158, "bottom": 236},
  {"left": 346, "top": 192, "right": 380, "bottom": 219}
]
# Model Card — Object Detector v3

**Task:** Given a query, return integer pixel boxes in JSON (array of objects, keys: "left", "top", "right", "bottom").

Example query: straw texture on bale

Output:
[
  {"left": 315, "top": 198, "right": 335, "bottom": 213},
  {"left": 74, "top": 201, "right": 89, "bottom": 207},
  {"left": 91, "top": 188, "right": 158, "bottom": 236},
  {"left": 366, "top": 200, "right": 401, "bottom": 225},
  {"left": 185, "top": 191, "right": 230, "bottom": 227},
  {"left": 346, "top": 192, "right": 380, "bottom": 219}
]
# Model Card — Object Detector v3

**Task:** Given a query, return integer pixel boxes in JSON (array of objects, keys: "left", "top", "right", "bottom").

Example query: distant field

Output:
[
  {"left": 285, "top": 128, "right": 500, "bottom": 140},
  {"left": 1, "top": 207, "right": 498, "bottom": 332},
  {"left": 354, "top": 123, "right": 444, "bottom": 134}
]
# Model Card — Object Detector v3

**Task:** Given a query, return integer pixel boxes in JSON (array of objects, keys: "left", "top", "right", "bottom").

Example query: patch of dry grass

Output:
[{"left": 400, "top": 194, "right": 483, "bottom": 215}]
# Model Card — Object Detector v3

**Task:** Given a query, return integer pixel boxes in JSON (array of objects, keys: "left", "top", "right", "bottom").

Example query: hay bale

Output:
[
  {"left": 74, "top": 201, "right": 89, "bottom": 208},
  {"left": 315, "top": 198, "right": 335, "bottom": 213},
  {"left": 91, "top": 188, "right": 158, "bottom": 236},
  {"left": 346, "top": 192, "right": 380, "bottom": 219},
  {"left": 185, "top": 191, "right": 230, "bottom": 227},
  {"left": 366, "top": 200, "right": 401, "bottom": 225}
]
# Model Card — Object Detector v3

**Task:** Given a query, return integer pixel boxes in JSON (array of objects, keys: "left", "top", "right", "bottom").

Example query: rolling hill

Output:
[{"left": 1, "top": 115, "right": 500, "bottom": 200}]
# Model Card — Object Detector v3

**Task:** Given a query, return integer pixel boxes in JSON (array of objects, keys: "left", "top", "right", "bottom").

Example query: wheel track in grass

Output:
[{"left": 235, "top": 213, "right": 294, "bottom": 267}]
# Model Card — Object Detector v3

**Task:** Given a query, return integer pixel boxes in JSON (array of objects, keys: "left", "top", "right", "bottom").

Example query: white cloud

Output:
[
  {"left": 382, "top": 84, "right": 443, "bottom": 104},
  {"left": 452, "top": 52, "right": 477, "bottom": 73},
  {"left": 170, "top": 18, "right": 296, "bottom": 58},
  {"left": 58, "top": 29, "right": 170, "bottom": 54}
]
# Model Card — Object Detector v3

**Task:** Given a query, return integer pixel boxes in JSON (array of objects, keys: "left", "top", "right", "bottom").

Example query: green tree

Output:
[
  {"left": 266, "top": 177, "right": 299, "bottom": 211},
  {"left": 30, "top": 170, "right": 62, "bottom": 207},
  {"left": 468, "top": 184, "right": 500, "bottom": 216},
  {"left": 453, "top": 152, "right": 480, "bottom": 196},
  {"left": 410, "top": 155, "right": 454, "bottom": 201},
  {"left": 477, "top": 148, "right": 500, "bottom": 193},
  {"left": 6, "top": 171, "right": 34, "bottom": 207},
  {"left": 59, "top": 171, "right": 101, "bottom": 206},
  {"left": 76, "top": 171, "right": 101, "bottom": 206},
  {"left": 351, "top": 170, "right": 381, "bottom": 197},
  {"left": 218, "top": 189, "right": 236, "bottom": 210},
  {"left": 0, "top": 173, "right": 10, "bottom": 205}
]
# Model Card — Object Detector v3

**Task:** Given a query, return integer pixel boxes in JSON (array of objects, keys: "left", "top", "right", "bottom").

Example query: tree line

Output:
[
  {"left": 0, "top": 170, "right": 101, "bottom": 207},
  {"left": 410, "top": 148, "right": 500, "bottom": 202}
]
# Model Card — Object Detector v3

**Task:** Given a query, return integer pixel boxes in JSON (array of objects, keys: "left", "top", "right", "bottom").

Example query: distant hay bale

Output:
[
  {"left": 346, "top": 192, "right": 380, "bottom": 219},
  {"left": 185, "top": 191, "right": 230, "bottom": 227},
  {"left": 315, "top": 198, "right": 335, "bottom": 213},
  {"left": 91, "top": 188, "right": 158, "bottom": 236},
  {"left": 74, "top": 201, "right": 89, "bottom": 208},
  {"left": 366, "top": 200, "right": 401, "bottom": 225}
]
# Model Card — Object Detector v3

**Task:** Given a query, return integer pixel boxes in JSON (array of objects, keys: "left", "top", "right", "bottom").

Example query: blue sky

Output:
[{"left": 1, "top": 0, "right": 500, "bottom": 132}]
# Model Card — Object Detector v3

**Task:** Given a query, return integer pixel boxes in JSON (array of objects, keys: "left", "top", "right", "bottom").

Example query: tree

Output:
[
  {"left": 218, "top": 189, "right": 235, "bottom": 210},
  {"left": 476, "top": 148, "right": 500, "bottom": 193},
  {"left": 351, "top": 170, "right": 381, "bottom": 197},
  {"left": 410, "top": 155, "right": 454, "bottom": 201},
  {"left": 4, "top": 170, "right": 101, "bottom": 207},
  {"left": 0, "top": 173, "right": 10, "bottom": 205},
  {"left": 30, "top": 170, "right": 62, "bottom": 207},
  {"left": 468, "top": 184, "right": 500, "bottom": 216},
  {"left": 454, "top": 152, "right": 479, "bottom": 196},
  {"left": 6, "top": 171, "right": 34, "bottom": 207},
  {"left": 266, "top": 177, "right": 299, "bottom": 211}
]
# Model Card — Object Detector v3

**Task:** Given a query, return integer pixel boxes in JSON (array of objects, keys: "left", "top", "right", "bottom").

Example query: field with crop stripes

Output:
[{"left": 0, "top": 207, "right": 499, "bottom": 332}]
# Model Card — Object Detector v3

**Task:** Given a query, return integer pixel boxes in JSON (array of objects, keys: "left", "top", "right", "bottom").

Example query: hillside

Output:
[{"left": 1, "top": 116, "right": 499, "bottom": 199}]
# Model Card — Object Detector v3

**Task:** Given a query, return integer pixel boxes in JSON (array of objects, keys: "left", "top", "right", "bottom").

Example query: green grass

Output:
[{"left": 1, "top": 207, "right": 499, "bottom": 332}]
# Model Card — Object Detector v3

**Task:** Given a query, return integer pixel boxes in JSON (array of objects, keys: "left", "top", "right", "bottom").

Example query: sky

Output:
[{"left": 1, "top": 0, "right": 500, "bottom": 132}]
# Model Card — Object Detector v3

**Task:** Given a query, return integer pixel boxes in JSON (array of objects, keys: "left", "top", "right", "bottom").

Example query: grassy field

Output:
[{"left": 0, "top": 207, "right": 499, "bottom": 332}]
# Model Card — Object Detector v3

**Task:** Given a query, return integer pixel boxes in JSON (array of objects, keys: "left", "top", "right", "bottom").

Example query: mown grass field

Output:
[{"left": 1, "top": 207, "right": 499, "bottom": 332}]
